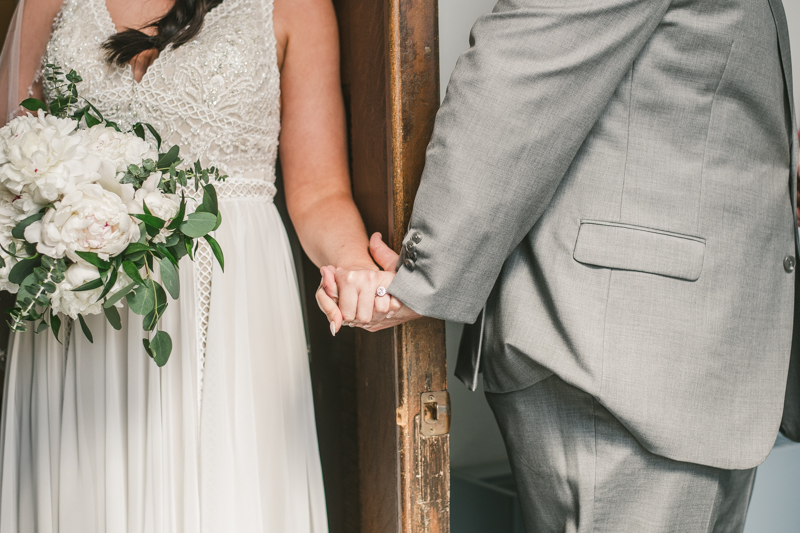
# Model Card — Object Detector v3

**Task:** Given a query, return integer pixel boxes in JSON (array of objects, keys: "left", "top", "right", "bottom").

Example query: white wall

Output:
[{"left": 440, "top": 1, "right": 800, "bottom": 525}]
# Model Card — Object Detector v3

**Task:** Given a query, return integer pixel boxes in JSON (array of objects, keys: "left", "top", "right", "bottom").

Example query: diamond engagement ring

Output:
[{"left": 376, "top": 286, "right": 387, "bottom": 297}]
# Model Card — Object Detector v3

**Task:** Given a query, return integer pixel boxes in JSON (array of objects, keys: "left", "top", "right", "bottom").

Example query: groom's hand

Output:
[
  {"left": 315, "top": 233, "right": 422, "bottom": 334},
  {"left": 362, "top": 234, "right": 422, "bottom": 331}
]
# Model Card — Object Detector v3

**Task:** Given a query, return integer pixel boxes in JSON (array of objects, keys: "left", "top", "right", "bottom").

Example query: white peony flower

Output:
[
  {"left": 51, "top": 262, "right": 131, "bottom": 319},
  {"left": 84, "top": 125, "right": 157, "bottom": 175},
  {"left": 0, "top": 111, "right": 100, "bottom": 204},
  {"left": 25, "top": 182, "right": 140, "bottom": 262},
  {"left": 127, "top": 173, "right": 181, "bottom": 244}
]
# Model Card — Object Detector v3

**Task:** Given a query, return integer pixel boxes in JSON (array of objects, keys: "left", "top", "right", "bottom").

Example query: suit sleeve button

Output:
[
  {"left": 411, "top": 232, "right": 423, "bottom": 244},
  {"left": 403, "top": 258, "right": 416, "bottom": 271},
  {"left": 784, "top": 255, "right": 796, "bottom": 273}
]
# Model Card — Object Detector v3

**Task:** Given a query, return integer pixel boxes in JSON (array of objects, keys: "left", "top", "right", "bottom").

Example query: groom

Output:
[{"left": 322, "top": 0, "right": 800, "bottom": 530}]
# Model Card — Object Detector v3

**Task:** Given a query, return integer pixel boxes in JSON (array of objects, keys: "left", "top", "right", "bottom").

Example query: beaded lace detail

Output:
[{"left": 42, "top": 0, "right": 282, "bottom": 412}]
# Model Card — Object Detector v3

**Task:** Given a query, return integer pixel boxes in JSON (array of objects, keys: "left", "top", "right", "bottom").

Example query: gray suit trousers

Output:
[{"left": 486, "top": 375, "right": 756, "bottom": 533}]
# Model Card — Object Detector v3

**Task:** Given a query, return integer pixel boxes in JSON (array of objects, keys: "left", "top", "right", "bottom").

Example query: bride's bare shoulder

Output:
[
  {"left": 19, "top": 0, "right": 66, "bottom": 58},
  {"left": 20, "top": 0, "right": 65, "bottom": 31},
  {"left": 272, "top": 0, "right": 339, "bottom": 71}
]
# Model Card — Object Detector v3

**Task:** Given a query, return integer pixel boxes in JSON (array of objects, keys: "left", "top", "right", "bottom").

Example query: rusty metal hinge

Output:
[{"left": 420, "top": 391, "right": 451, "bottom": 436}]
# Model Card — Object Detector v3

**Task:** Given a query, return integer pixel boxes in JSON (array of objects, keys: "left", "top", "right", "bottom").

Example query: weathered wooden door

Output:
[{"left": 301, "top": 1, "right": 450, "bottom": 532}]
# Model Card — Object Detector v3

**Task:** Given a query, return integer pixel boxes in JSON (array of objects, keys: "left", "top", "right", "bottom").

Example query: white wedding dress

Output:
[{"left": 0, "top": 0, "right": 328, "bottom": 531}]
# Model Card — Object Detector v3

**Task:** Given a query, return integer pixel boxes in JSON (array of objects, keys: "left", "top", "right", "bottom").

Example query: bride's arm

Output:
[
  {"left": 0, "top": 0, "right": 64, "bottom": 121},
  {"left": 273, "top": 0, "right": 375, "bottom": 273}
]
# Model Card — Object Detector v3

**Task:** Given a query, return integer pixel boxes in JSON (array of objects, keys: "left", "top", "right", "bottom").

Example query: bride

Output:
[{"left": 0, "top": 0, "right": 386, "bottom": 531}]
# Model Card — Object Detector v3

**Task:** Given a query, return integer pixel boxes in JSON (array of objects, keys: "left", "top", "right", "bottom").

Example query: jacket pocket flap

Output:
[{"left": 573, "top": 221, "right": 706, "bottom": 281}]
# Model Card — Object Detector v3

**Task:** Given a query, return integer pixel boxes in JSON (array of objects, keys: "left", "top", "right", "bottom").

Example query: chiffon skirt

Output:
[{"left": 0, "top": 196, "right": 328, "bottom": 533}]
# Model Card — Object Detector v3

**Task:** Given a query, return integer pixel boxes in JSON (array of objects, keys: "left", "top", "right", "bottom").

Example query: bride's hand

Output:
[
  {"left": 317, "top": 266, "right": 402, "bottom": 334},
  {"left": 315, "top": 233, "right": 404, "bottom": 334}
]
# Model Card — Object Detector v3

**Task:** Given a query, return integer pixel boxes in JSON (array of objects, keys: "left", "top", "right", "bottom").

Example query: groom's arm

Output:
[{"left": 388, "top": 0, "right": 672, "bottom": 323}]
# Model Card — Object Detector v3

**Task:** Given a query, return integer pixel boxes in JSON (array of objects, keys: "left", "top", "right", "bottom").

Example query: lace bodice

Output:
[{"left": 43, "top": 0, "right": 281, "bottom": 184}]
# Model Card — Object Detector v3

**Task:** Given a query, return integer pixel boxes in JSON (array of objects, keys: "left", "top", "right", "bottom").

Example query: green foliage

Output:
[
  {"left": 159, "top": 258, "right": 180, "bottom": 299},
  {"left": 104, "top": 305, "right": 122, "bottom": 330},
  {"left": 204, "top": 235, "right": 224, "bottom": 271},
  {"left": 149, "top": 331, "right": 172, "bottom": 366},
  {"left": 77, "top": 314, "right": 93, "bottom": 343},
  {"left": 11, "top": 212, "right": 44, "bottom": 240},
  {"left": 180, "top": 212, "right": 217, "bottom": 238}
]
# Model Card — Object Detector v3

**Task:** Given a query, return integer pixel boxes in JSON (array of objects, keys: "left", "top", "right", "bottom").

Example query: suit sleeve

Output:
[{"left": 388, "top": 0, "right": 673, "bottom": 323}]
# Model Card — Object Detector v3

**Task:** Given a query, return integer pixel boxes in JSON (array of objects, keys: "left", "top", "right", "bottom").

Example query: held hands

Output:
[{"left": 316, "top": 233, "right": 421, "bottom": 334}]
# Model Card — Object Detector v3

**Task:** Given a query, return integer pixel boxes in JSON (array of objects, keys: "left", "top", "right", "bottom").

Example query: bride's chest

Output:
[{"left": 43, "top": 0, "right": 281, "bottom": 158}]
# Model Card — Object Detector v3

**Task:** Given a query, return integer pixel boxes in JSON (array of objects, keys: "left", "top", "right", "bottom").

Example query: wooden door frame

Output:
[
  {"left": 387, "top": 1, "right": 449, "bottom": 531},
  {"left": 308, "top": 1, "right": 447, "bottom": 532}
]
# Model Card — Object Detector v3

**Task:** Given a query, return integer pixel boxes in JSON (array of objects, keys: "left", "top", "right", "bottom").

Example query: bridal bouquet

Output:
[{"left": 0, "top": 65, "right": 225, "bottom": 365}]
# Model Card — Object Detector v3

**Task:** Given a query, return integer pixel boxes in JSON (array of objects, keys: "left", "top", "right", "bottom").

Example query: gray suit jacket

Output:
[{"left": 389, "top": 0, "right": 799, "bottom": 470}]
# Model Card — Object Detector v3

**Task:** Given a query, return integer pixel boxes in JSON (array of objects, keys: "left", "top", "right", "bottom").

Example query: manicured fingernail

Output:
[{"left": 330, "top": 321, "right": 336, "bottom": 336}]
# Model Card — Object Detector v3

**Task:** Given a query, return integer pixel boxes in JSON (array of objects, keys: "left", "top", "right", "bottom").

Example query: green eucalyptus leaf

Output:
[
  {"left": 41, "top": 282, "right": 57, "bottom": 294},
  {"left": 77, "top": 314, "right": 93, "bottom": 343},
  {"left": 213, "top": 210, "right": 222, "bottom": 231},
  {"left": 159, "top": 258, "right": 180, "bottom": 299},
  {"left": 142, "top": 338, "right": 154, "bottom": 358},
  {"left": 204, "top": 235, "right": 224, "bottom": 272},
  {"left": 125, "top": 251, "right": 147, "bottom": 263},
  {"left": 122, "top": 261, "right": 145, "bottom": 285},
  {"left": 153, "top": 280, "right": 167, "bottom": 308},
  {"left": 150, "top": 331, "right": 172, "bottom": 367},
  {"left": 142, "top": 302, "right": 167, "bottom": 332},
  {"left": 85, "top": 113, "right": 101, "bottom": 128},
  {"left": 179, "top": 212, "right": 217, "bottom": 238},
  {"left": 156, "top": 146, "right": 180, "bottom": 169},
  {"left": 126, "top": 279, "right": 156, "bottom": 315},
  {"left": 85, "top": 101, "right": 104, "bottom": 122},
  {"left": 124, "top": 243, "right": 151, "bottom": 255},
  {"left": 134, "top": 213, "right": 166, "bottom": 230},
  {"left": 166, "top": 199, "right": 186, "bottom": 231},
  {"left": 144, "top": 123, "right": 162, "bottom": 150},
  {"left": 170, "top": 234, "right": 187, "bottom": 258},
  {"left": 11, "top": 212, "right": 45, "bottom": 240},
  {"left": 104, "top": 281, "right": 137, "bottom": 308},
  {"left": 9, "top": 256, "right": 40, "bottom": 285},
  {"left": 164, "top": 233, "right": 180, "bottom": 248},
  {"left": 72, "top": 278, "right": 103, "bottom": 292},
  {"left": 185, "top": 237, "right": 194, "bottom": 260},
  {"left": 156, "top": 244, "right": 178, "bottom": 266},
  {"left": 97, "top": 266, "right": 118, "bottom": 300},
  {"left": 20, "top": 98, "right": 47, "bottom": 112},
  {"left": 199, "top": 184, "right": 218, "bottom": 216},
  {"left": 36, "top": 319, "right": 49, "bottom": 334},
  {"left": 104, "top": 305, "right": 122, "bottom": 330},
  {"left": 75, "top": 251, "right": 111, "bottom": 270},
  {"left": 50, "top": 312, "right": 62, "bottom": 344}
]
